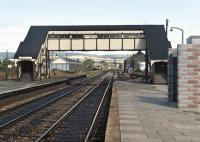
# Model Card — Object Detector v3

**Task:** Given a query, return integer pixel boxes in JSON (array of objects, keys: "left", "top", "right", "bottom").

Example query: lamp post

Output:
[{"left": 170, "top": 27, "right": 184, "bottom": 44}]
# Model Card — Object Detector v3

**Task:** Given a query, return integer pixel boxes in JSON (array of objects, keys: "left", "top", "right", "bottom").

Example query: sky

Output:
[{"left": 0, "top": 0, "right": 200, "bottom": 53}]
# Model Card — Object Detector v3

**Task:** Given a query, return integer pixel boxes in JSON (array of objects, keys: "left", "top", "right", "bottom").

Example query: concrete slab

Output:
[{"left": 106, "top": 81, "right": 200, "bottom": 142}]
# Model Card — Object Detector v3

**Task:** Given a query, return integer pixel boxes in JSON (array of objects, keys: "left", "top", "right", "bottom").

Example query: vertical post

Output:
[
  {"left": 45, "top": 49, "right": 48, "bottom": 78},
  {"left": 6, "top": 66, "right": 8, "bottom": 80},
  {"left": 134, "top": 38, "right": 136, "bottom": 50},
  {"left": 32, "top": 63, "right": 35, "bottom": 81},
  {"left": 166, "top": 19, "right": 169, "bottom": 37},
  {"left": 122, "top": 33, "right": 124, "bottom": 51},
  {"left": 109, "top": 35, "right": 110, "bottom": 51},
  {"left": 48, "top": 51, "right": 50, "bottom": 78},
  {"left": 96, "top": 38, "right": 98, "bottom": 51},
  {"left": 70, "top": 34, "right": 72, "bottom": 50},
  {"left": 46, "top": 35, "right": 48, "bottom": 78},
  {"left": 58, "top": 35, "right": 60, "bottom": 50},
  {"left": 83, "top": 38, "right": 85, "bottom": 51},
  {"left": 39, "top": 64, "right": 42, "bottom": 80},
  {"left": 181, "top": 30, "right": 184, "bottom": 44},
  {"left": 65, "top": 53, "right": 67, "bottom": 71},
  {"left": 16, "top": 62, "right": 19, "bottom": 80},
  {"left": 145, "top": 46, "right": 149, "bottom": 83},
  {"left": 5, "top": 50, "right": 8, "bottom": 80}
]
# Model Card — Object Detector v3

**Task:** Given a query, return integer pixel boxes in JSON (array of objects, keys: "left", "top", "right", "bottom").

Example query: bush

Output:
[{"left": 83, "top": 59, "right": 94, "bottom": 71}]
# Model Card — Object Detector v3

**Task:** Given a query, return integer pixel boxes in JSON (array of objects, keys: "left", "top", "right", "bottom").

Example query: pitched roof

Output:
[
  {"left": 14, "top": 25, "right": 171, "bottom": 60},
  {"left": 126, "top": 51, "right": 145, "bottom": 62},
  {"left": 51, "top": 57, "right": 81, "bottom": 64}
]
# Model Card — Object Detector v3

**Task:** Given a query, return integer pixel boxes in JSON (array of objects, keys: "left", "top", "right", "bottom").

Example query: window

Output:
[
  {"left": 84, "top": 34, "right": 97, "bottom": 39},
  {"left": 123, "top": 33, "right": 145, "bottom": 39},
  {"left": 110, "top": 34, "right": 122, "bottom": 39},
  {"left": 123, "top": 34, "right": 135, "bottom": 39},
  {"left": 59, "top": 34, "right": 70, "bottom": 39},
  {"left": 97, "top": 34, "right": 110, "bottom": 39},
  {"left": 72, "top": 34, "right": 83, "bottom": 39},
  {"left": 48, "top": 34, "right": 59, "bottom": 39}
]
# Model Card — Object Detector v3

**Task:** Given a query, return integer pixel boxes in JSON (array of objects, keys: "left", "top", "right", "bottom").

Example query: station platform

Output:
[
  {"left": 0, "top": 76, "right": 81, "bottom": 94},
  {"left": 106, "top": 81, "right": 200, "bottom": 142}
]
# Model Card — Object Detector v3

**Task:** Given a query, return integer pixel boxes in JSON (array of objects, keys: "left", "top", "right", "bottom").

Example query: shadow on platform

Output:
[{"left": 136, "top": 96, "right": 177, "bottom": 108}]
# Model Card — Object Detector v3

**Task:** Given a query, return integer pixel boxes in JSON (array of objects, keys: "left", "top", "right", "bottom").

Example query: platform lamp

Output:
[{"left": 170, "top": 27, "right": 184, "bottom": 44}]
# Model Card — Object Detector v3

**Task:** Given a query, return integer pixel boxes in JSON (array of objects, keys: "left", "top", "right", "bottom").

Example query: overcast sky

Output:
[{"left": 0, "top": 0, "right": 200, "bottom": 52}]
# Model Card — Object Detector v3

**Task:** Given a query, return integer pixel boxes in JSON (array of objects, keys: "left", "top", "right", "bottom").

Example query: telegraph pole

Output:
[{"left": 166, "top": 19, "right": 169, "bottom": 37}]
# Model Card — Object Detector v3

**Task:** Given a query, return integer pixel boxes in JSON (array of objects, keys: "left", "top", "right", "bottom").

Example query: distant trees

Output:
[
  {"left": 83, "top": 59, "right": 94, "bottom": 71},
  {"left": 100, "top": 60, "right": 107, "bottom": 66},
  {"left": 0, "top": 59, "right": 13, "bottom": 71},
  {"left": 0, "top": 59, "right": 16, "bottom": 80}
]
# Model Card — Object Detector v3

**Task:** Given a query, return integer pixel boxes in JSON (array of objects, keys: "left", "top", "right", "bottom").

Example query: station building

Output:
[{"left": 50, "top": 57, "right": 85, "bottom": 72}]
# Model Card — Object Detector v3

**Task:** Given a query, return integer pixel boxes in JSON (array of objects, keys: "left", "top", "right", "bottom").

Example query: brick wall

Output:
[{"left": 178, "top": 44, "right": 200, "bottom": 110}]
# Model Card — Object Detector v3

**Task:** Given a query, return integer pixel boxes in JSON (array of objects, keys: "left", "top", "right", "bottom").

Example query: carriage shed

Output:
[{"left": 14, "top": 25, "right": 171, "bottom": 81}]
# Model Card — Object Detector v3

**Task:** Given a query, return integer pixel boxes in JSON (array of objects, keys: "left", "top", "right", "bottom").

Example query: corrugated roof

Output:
[{"left": 14, "top": 25, "right": 171, "bottom": 60}]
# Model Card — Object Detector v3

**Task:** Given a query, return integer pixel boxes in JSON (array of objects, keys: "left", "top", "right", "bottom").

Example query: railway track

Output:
[
  {"left": 0, "top": 73, "right": 107, "bottom": 141},
  {"left": 35, "top": 75, "right": 113, "bottom": 142},
  {"left": 0, "top": 75, "right": 86, "bottom": 100},
  {"left": 0, "top": 75, "right": 86, "bottom": 110}
]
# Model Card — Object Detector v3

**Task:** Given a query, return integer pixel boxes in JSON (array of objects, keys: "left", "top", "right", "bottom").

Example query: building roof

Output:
[
  {"left": 51, "top": 57, "right": 81, "bottom": 64},
  {"left": 125, "top": 51, "right": 145, "bottom": 63},
  {"left": 187, "top": 35, "right": 200, "bottom": 44},
  {"left": 51, "top": 57, "right": 66, "bottom": 64},
  {"left": 187, "top": 35, "right": 200, "bottom": 39},
  {"left": 14, "top": 25, "right": 171, "bottom": 60}
]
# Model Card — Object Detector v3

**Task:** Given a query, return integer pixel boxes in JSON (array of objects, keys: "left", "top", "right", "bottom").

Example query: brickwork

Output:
[{"left": 178, "top": 44, "right": 200, "bottom": 110}]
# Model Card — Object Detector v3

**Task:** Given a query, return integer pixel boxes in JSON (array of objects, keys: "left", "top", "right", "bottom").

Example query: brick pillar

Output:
[{"left": 178, "top": 44, "right": 200, "bottom": 110}]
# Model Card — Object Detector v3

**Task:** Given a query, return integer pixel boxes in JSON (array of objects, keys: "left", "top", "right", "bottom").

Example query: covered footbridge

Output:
[{"left": 14, "top": 25, "right": 171, "bottom": 81}]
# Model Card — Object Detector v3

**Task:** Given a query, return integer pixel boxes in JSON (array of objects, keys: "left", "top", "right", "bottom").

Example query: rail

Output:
[
  {"left": 35, "top": 77, "right": 112, "bottom": 142},
  {"left": 0, "top": 73, "right": 103, "bottom": 130},
  {"left": 84, "top": 79, "right": 112, "bottom": 142}
]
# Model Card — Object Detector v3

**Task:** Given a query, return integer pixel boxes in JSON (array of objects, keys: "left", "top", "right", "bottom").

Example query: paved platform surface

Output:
[
  {"left": 0, "top": 78, "right": 70, "bottom": 94},
  {"left": 106, "top": 81, "right": 200, "bottom": 142}
]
